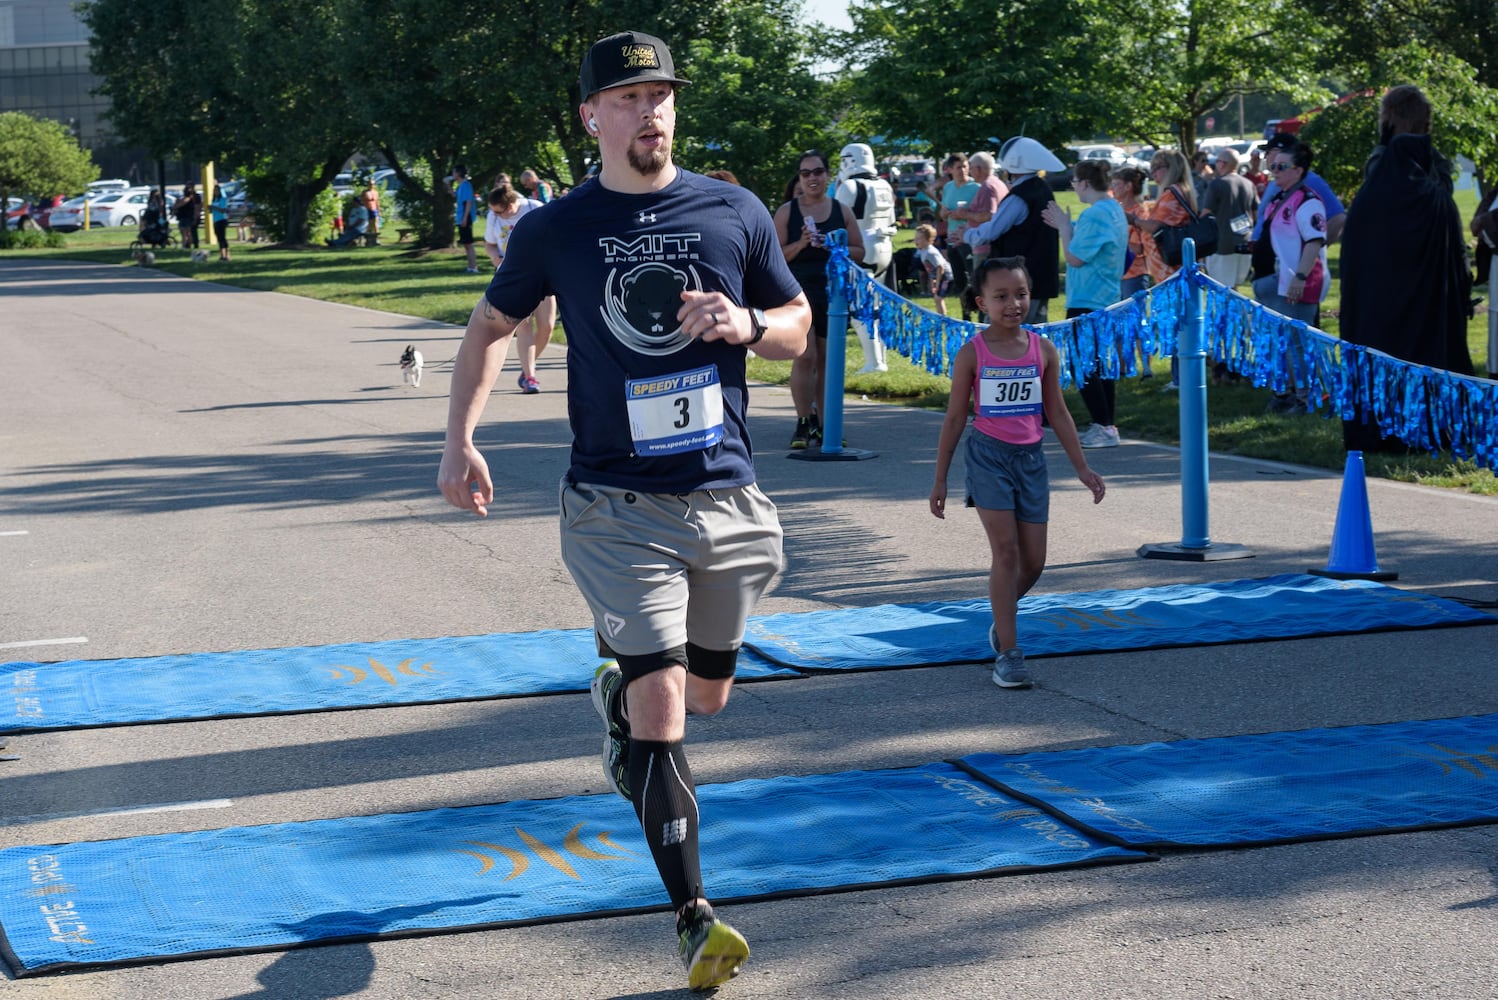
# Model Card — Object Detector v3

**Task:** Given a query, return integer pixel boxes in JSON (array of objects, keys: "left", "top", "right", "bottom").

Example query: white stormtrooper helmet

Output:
[
  {"left": 999, "top": 136, "right": 1065, "bottom": 175},
  {"left": 838, "top": 142, "right": 877, "bottom": 182}
]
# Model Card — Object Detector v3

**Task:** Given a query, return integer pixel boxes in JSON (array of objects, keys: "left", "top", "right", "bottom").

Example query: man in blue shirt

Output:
[
  {"left": 448, "top": 164, "right": 478, "bottom": 273},
  {"left": 437, "top": 29, "right": 810, "bottom": 992}
]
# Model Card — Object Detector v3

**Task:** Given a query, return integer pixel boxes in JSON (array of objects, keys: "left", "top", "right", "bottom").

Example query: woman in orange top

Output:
[
  {"left": 1130, "top": 150, "right": 1196, "bottom": 387},
  {"left": 1111, "top": 166, "right": 1151, "bottom": 297},
  {"left": 1132, "top": 150, "right": 1196, "bottom": 281}
]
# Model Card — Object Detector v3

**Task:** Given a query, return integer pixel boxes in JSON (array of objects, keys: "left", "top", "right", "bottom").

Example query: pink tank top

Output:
[{"left": 971, "top": 330, "right": 1045, "bottom": 445}]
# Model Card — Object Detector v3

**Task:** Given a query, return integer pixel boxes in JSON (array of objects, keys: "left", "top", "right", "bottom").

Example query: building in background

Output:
[{"left": 0, "top": 0, "right": 179, "bottom": 186}]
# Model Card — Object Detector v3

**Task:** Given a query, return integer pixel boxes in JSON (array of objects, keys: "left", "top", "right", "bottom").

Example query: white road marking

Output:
[
  {"left": 1, "top": 799, "right": 235, "bottom": 827},
  {"left": 0, "top": 637, "right": 88, "bottom": 650},
  {"left": 0, "top": 530, "right": 29, "bottom": 536}
]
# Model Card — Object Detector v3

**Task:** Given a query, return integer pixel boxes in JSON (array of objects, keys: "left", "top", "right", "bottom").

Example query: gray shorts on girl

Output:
[{"left": 964, "top": 432, "right": 1050, "bottom": 522}]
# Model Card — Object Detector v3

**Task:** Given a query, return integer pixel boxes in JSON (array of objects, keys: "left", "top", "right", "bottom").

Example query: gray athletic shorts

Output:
[
  {"left": 964, "top": 432, "right": 1049, "bottom": 522},
  {"left": 559, "top": 478, "right": 783, "bottom": 679}
]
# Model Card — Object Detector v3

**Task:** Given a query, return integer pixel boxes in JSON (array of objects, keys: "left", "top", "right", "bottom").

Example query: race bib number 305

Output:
[
  {"left": 977, "top": 364, "right": 1042, "bottom": 418},
  {"left": 626, "top": 365, "right": 725, "bottom": 456}
]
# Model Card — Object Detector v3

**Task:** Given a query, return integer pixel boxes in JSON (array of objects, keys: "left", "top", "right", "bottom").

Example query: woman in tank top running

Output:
[{"left": 929, "top": 256, "right": 1106, "bottom": 689}]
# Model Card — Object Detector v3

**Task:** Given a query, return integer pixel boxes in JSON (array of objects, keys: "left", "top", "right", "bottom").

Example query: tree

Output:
[
  {"left": 846, "top": 0, "right": 1099, "bottom": 157},
  {"left": 1297, "top": 0, "right": 1498, "bottom": 188},
  {"left": 83, "top": 0, "right": 365, "bottom": 244},
  {"left": 844, "top": 0, "right": 1327, "bottom": 157},
  {"left": 673, "top": 2, "right": 835, "bottom": 201},
  {"left": 0, "top": 112, "right": 99, "bottom": 241},
  {"left": 1299, "top": 44, "right": 1498, "bottom": 203}
]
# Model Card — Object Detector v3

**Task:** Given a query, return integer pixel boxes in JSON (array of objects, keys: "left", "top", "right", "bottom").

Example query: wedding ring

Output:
[{"left": 710, "top": 312, "right": 718, "bottom": 325}]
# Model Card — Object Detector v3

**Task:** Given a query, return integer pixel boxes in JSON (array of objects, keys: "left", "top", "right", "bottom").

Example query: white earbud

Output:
[{"left": 588, "top": 117, "right": 598, "bottom": 133}]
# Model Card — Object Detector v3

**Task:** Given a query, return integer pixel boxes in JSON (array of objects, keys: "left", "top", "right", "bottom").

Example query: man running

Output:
[{"left": 437, "top": 29, "right": 810, "bottom": 992}]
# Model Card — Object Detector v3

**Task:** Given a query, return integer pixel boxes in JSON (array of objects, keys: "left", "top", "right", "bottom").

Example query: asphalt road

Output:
[{"left": 2, "top": 258, "right": 1496, "bottom": 999}]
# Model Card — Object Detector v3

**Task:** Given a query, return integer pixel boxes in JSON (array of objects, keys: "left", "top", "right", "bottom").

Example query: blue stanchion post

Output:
[
  {"left": 1178, "top": 238, "right": 1210, "bottom": 549},
  {"left": 787, "top": 236, "right": 877, "bottom": 462},
  {"left": 1138, "top": 239, "right": 1251, "bottom": 562}
]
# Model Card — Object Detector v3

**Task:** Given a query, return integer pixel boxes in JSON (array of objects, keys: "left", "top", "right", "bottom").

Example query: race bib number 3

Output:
[
  {"left": 977, "top": 364, "right": 1042, "bottom": 418},
  {"left": 626, "top": 365, "right": 725, "bottom": 456}
]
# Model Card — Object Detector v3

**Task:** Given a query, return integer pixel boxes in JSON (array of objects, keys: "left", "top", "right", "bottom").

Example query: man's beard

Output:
[{"left": 627, "top": 136, "right": 671, "bottom": 177}]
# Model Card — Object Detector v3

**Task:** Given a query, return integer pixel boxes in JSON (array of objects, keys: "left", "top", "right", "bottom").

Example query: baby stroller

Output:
[
  {"left": 888, "top": 246, "right": 922, "bottom": 297},
  {"left": 131, "top": 207, "right": 177, "bottom": 252}
]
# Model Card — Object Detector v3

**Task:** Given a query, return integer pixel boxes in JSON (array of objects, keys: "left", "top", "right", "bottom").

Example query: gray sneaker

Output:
[
  {"left": 590, "top": 662, "right": 631, "bottom": 799},
  {"left": 992, "top": 648, "right": 1033, "bottom": 689}
]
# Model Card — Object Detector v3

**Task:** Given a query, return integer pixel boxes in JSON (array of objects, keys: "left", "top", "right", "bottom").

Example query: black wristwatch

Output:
[
  {"left": 747, "top": 307, "right": 768, "bottom": 345},
  {"left": 1293, "top": 272, "right": 1308, "bottom": 280}
]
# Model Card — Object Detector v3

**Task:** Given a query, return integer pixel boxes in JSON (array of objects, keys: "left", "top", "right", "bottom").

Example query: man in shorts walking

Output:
[
  {"left": 448, "top": 164, "right": 479, "bottom": 272},
  {"left": 437, "top": 30, "right": 810, "bottom": 991}
]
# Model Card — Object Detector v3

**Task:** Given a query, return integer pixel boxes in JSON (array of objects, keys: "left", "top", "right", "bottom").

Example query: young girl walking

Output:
[{"left": 929, "top": 257, "right": 1107, "bottom": 688}]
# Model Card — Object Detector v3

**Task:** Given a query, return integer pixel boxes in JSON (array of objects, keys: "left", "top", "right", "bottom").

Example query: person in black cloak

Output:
[{"left": 1338, "top": 84, "right": 1475, "bottom": 453}]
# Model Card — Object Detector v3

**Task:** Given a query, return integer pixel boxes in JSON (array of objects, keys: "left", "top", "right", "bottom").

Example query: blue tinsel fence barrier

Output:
[{"left": 828, "top": 247, "right": 1497, "bottom": 470}]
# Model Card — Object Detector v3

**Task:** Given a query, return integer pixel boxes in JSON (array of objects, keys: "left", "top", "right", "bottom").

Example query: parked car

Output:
[
  {"left": 5, "top": 196, "right": 31, "bottom": 229},
  {"left": 86, "top": 188, "right": 169, "bottom": 228},
  {"left": 1070, "top": 144, "right": 1130, "bottom": 169},
  {"left": 47, "top": 195, "right": 102, "bottom": 232},
  {"left": 887, "top": 159, "right": 936, "bottom": 199},
  {"left": 86, "top": 178, "right": 131, "bottom": 195},
  {"left": 369, "top": 168, "right": 402, "bottom": 194},
  {"left": 225, "top": 190, "right": 255, "bottom": 222}
]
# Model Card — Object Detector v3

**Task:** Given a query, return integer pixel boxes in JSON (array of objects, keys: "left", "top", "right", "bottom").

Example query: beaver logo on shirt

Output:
[{"left": 601, "top": 260, "right": 705, "bottom": 355}]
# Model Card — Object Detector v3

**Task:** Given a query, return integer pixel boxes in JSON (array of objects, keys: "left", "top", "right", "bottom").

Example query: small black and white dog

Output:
[{"left": 399, "top": 345, "right": 423, "bottom": 386}]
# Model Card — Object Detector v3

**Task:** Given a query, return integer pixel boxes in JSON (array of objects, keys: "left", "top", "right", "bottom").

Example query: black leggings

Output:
[
  {"left": 213, "top": 218, "right": 229, "bottom": 248},
  {"left": 1068, "top": 307, "right": 1115, "bottom": 426}
]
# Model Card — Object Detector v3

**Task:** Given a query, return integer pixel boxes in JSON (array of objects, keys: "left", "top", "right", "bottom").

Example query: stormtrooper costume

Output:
[{"left": 835, "top": 143, "right": 898, "bottom": 373}]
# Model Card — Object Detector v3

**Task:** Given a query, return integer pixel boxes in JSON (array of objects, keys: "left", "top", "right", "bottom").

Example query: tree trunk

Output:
[
  {"left": 283, "top": 156, "right": 345, "bottom": 245},
  {"left": 283, "top": 181, "right": 319, "bottom": 244},
  {"left": 426, "top": 152, "right": 455, "bottom": 250}
]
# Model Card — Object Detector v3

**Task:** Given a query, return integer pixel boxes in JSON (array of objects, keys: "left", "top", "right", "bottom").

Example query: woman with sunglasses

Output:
[{"left": 774, "top": 150, "right": 865, "bottom": 449}]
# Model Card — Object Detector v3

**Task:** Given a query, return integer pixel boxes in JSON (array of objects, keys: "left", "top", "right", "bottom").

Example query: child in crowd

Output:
[
  {"left": 928, "top": 257, "right": 1106, "bottom": 688},
  {"left": 913, "top": 223, "right": 953, "bottom": 316}
]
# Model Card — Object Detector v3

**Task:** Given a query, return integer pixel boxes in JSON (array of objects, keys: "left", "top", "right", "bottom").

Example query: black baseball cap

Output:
[
  {"left": 578, "top": 31, "right": 689, "bottom": 100},
  {"left": 1264, "top": 132, "right": 1299, "bottom": 151}
]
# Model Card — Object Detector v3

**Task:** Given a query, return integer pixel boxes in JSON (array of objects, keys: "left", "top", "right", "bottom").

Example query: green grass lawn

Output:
[{"left": 9, "top": 197, "right": 1495, "bottom": 494}]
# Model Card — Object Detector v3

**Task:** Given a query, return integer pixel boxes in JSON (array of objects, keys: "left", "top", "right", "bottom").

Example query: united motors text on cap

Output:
[{"left": 579, "top": 31, "right": 690, "bottom": 100}]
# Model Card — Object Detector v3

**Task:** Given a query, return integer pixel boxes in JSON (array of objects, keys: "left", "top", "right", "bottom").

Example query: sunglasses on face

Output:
[
  {"left": 1268, "top": 162, "right": 1294, "bottom": 172},
  {"left": 799, "top": 167, "right": 827, "bottom": 178}
]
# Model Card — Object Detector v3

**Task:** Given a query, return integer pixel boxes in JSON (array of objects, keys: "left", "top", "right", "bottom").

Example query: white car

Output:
[
  {"left": 1070, "top": 144, "right": 1130, "bottom": 169},
  {"left": 90, "top": 188, "right": 159, "bottom": 228},
  {"left": 86, "top": 178, "right": 131, "bottom": 195},
  {"left": 45, "top": 194, "right": 106, "bottom": 232}
]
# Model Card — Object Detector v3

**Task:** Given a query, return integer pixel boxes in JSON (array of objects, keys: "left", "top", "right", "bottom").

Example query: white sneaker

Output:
[{"left": 1080, "top": 424, "right": 1120, "bottom": 449}]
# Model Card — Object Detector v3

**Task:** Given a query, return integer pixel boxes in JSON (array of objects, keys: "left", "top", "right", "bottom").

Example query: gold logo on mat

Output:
[
  {"left": 454, "top": 823, "right": 636, "bottom": 880},
  {"left": 325, "top": 657, "right": 441, "bottom": 686},
  {"left": 1397, "top": 743, "right": 1498, "bottom": 778}
]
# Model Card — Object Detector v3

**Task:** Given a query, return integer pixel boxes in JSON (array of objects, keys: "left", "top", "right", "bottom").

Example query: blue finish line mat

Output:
[
  {"left": 0, "top": 763, "right": 1148, "bottom": 976},
  {"left": 743, "top": 573, "right": 1493, "bottom": 671},
  {"left": 0, "top": 630, "right": 798, "bottom": 734},
  {"left": 956, "top": 713, "right": 1498, "bottom": 849},
  {"left": 4, "top": 575, "right": 1488, "bottom": 734}
]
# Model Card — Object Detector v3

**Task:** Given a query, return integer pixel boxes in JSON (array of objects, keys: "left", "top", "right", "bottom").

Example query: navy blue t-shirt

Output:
[{"left": 485, "top": 169, "right": 803, "bottom": 493}]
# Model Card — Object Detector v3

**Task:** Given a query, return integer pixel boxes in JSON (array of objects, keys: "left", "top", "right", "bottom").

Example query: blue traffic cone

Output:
[{"left": 1308, "top": 451, "right": 1397, "bottom": 581}]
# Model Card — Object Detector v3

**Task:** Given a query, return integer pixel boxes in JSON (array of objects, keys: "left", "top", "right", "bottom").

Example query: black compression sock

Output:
[{"left": 628, "top": 738, "right": 703, "bottom": 910}]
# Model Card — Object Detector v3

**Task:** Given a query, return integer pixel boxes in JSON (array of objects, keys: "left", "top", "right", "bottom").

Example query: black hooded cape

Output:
[{"left": 1337, "top": 133, "right": 1474, "bottom": 451}]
